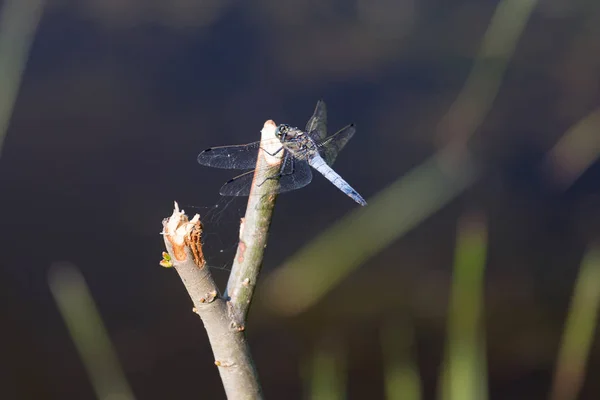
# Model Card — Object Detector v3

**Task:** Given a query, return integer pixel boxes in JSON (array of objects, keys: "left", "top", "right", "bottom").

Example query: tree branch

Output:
[
  {"left": 162, "top": 203, "right": 263, "bottom": 399},
  {"left": 224, "top": 120, "right": 282, "bottom": 327},
  {"left": 160, "top": 120, "right": 283, "bottom": 398}
]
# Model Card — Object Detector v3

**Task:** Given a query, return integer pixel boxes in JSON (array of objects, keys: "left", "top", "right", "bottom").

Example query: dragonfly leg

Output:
[
  {"left": 277, "top": 155, "right": 295, "bottom": 177},
  {"left": 256, "top": 152, "right": 294, "bottom": 187},
  {"left": 260, "top": 145, "right": 284, "bottom": 157}
]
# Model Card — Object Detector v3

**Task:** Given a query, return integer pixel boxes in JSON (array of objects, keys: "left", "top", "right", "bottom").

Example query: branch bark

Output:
[{"left": 224, "top": 120, "right": 282, "bottom": 327}]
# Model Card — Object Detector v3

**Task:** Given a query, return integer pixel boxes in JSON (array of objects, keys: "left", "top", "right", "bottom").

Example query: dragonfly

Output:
[{"left": 197, "top": 100, "right": 367, "bottom": 206}]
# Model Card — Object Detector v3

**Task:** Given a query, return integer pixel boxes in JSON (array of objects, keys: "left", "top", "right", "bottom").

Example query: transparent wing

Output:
[
  {"left": 198, "top": 139, "right": 281, "bottom": 169},
  {"left": 219, "top": 170, "right": 259, "bottom": 196},
  {"left": 277, "top": 158, "right": 312, "bottom": 193},
  {"left": 197, "top": 138, "right": 283, "bottom": 170},
  {"left": 219, "top": 156, "right": 313, "bottom": 196},
  {"left": 305, "top": 100, "right": 328, "bottom": 141},
  {"left": 316, "top": 123, "right": 356, "bottom": 165},
  {"left": 197, "top": 141, "right": 261, "bottom": 169}
]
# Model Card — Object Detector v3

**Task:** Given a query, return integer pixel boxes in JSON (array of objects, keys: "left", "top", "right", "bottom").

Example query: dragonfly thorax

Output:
[{"left": 275, "top": 124, "right": 317, "bottom": 159}]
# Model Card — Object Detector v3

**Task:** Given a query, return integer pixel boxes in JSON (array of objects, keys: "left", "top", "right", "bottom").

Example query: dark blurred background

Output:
[{"left": 1, "top": 0, "right": 600, "bottom": 399}]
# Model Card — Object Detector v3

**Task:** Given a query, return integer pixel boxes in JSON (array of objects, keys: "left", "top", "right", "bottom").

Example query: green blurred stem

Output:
[
  {"left": 381, "top": 319, "right": 422, "bottom": 400},
  {"left": 49, "top": 263, "right": 136, "bottom": 400},
  {"left": 436, "top": 0, "right": 538, "bottom": 148},
  {"left": 304, "top": 333, "right": 347, "bottom": 400},
  {"left": 545, "top": 107, "right": 600, "bottom": 187},
  {"left": 441, "top": 214, "right": 488, "bottom": 400},
  {"left": 550, "top": 245, "right": 600, "bottom": 400},
  {"left": 0, "top": 0, "right": 45, "bottom": 156}
]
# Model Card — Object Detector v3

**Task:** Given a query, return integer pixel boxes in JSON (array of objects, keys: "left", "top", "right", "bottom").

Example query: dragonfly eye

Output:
[{"left": 277, "top": 124, "right": 289, "bottom": 138}]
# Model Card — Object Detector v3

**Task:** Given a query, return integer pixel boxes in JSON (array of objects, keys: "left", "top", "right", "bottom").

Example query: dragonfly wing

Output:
[
  {"left": 219, "top": 170, "right": 260, "bottom": 196},
  {"left": 316, "top": 123, "right": 356, "bottom": 165},
  {"left": 278, "top": 158, "right": 313, "bottom": 193},
  {"left": 197, "top": 141, "right": 268, "bottom": 170},
  {"left": 305, "top": 100, "right": 328, "bottom": 141},
  {"left": 219, "top": 154, "right": 313, "bottom": 196}
]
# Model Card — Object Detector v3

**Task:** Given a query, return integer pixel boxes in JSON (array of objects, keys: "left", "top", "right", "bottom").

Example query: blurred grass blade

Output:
[
  {"left": 545, "top": 107, "right": 600, "bottom": 188},
  {"left": 263, "top": 154, "right": 477, "bottom": 316},
  {"left": 550, "top": 245, "right": 600, "bottom": 400},
  {"left": 381, "top": 319, "right": 422, "bottom": 400},
  {"left": 440, "top": 213, "right": 488, "bottom": 400},
  {"left": 303, "top": 333, "right": 346, "bottom": 400},
  {"left": 0, "top": 0, "right": 45, "bottom": 156},
  {"left": 436, "top": 0, "right": 538, "bottom": 147},
  {"left": 49, "top": 262, "right": 136, "bottom": 400}
]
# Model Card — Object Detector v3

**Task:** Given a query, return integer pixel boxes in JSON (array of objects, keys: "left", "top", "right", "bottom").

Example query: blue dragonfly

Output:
[{"left": 197, "top": 100, "right": 367, "bottom": 206}]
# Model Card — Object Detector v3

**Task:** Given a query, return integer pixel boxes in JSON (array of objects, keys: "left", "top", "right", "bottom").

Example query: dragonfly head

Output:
[
  {"left": 275, "top": 124, "right": 290, "bottom": 140},
  {"left": 275, "top": 124, "right": 300, "bottom": 141}
]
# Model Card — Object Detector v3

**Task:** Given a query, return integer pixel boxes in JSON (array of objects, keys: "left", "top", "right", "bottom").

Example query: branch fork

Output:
[{"left": 160, "top": 120, "right": 282, "bottom": 399}]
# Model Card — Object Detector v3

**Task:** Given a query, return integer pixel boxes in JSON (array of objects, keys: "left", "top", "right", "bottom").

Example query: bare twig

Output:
[
  {"left": 162, "top": 203, "right": 263, "bottom": 399},
  {"left": 161, "top": 120, "right": 283, "bottom": 398},
  {"left": 224, "top": 120, "right": 283, "bottom": 327}
]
